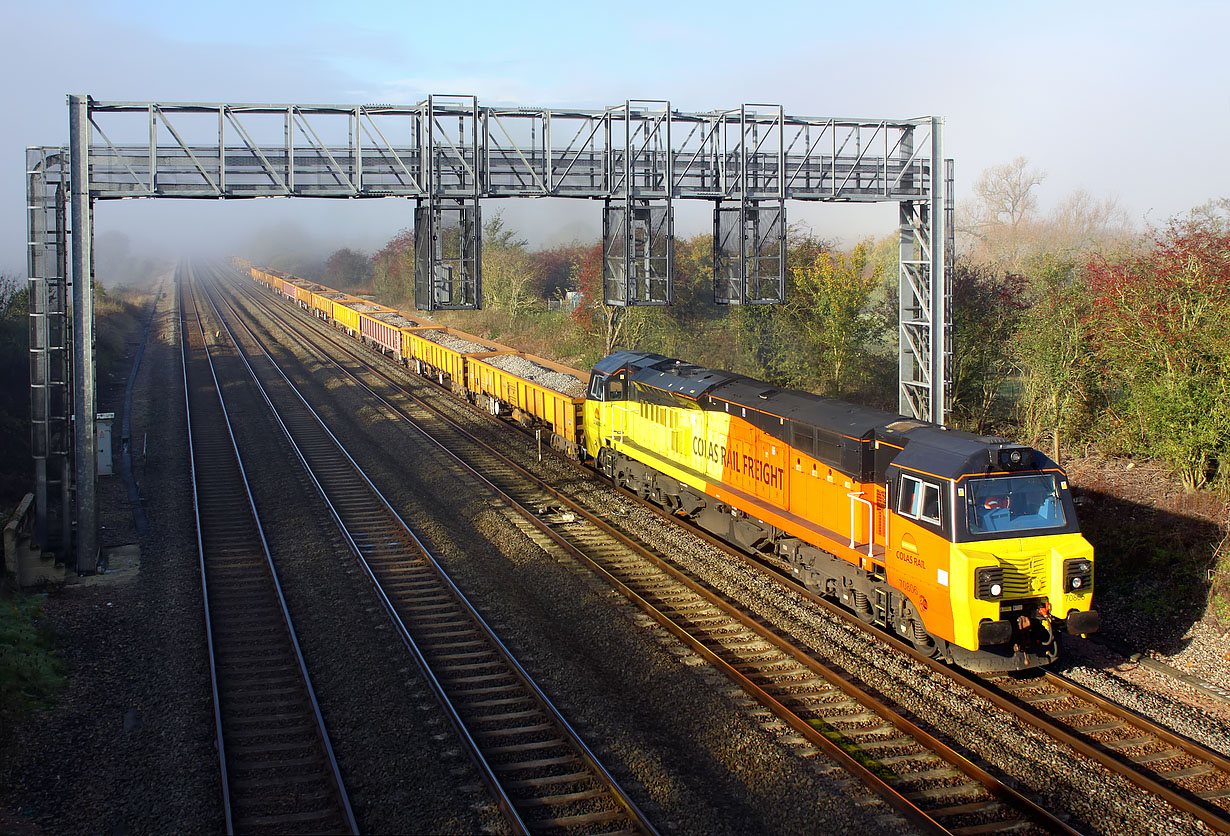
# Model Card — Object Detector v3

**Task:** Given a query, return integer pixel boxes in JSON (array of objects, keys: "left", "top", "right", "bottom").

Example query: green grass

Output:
[
  {"left": 0, "top": 594, "right": 65, "bottom": 735},
  {"left": 808, "top": 718, "right": 897, "bottom": 781}
]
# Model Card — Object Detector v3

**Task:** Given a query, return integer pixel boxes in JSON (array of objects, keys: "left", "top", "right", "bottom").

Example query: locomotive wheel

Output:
[
  {"left": 910, "top": 619, "right": 938, "bottom": 653},
  {"left": 902, "top": 602, "right": 938, "bottom": 655}
]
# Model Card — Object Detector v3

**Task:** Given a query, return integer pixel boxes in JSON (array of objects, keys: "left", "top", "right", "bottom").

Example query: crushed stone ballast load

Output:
[
  {"left": 417, "top": 330, "right": 491, "bottom": 353},
  {"left": 484, "top": 353, "right": 587, "bottom": 398},
  {"left": 370, "top": 311, "right": 420, "bottom": 328}
]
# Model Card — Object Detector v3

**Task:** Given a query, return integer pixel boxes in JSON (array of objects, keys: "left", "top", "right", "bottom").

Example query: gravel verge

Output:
[{"left": 1, "top": 276, "right": 220, "bottom": 835}]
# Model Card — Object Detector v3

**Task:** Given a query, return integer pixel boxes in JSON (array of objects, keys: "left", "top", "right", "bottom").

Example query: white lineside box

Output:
[{"left": 97, "top": 412, "right": 115, "bottom": 476}]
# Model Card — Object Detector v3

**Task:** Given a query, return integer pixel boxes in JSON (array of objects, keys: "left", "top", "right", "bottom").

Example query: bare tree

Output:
[
  {"left": 973, "top": 156, "right": 1046, "bottom": 229},
  {"left": 959, "top": 158, "right": 1138, "bottom": 268},
  {"left": 1048, "top": 189, "right": 1135, "bottom": 252},
  {"left": 1189, "top": 197, "right": 1230, "bottom": 233},
  {"left": 958, "top": 157, "right": 1047, "bottom": 268}
]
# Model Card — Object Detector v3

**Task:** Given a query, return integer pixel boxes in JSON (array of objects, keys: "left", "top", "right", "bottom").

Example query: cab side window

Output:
[
  {"left": 899, "top": 475, "right": 943, "bottom": 527},
  {"left": 607, "top": 376, "right": 625, "bottom": 400},
  {"left": 588, "top": 373, "right": 606, "bottom": 400},
  {"left": 898, "top": 475, "right": 922, "bottom": 518},
  {"left": 921, "top": 483, "right": 942, "bottom": 524}
]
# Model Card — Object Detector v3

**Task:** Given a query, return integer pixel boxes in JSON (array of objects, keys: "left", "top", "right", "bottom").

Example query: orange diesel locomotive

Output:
[{"left": 584, "top": 351, "right": 1099, "bottom": 672}]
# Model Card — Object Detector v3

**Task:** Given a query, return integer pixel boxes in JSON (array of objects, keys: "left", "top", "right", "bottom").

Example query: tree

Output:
[
  {"left": 1047, "top": 189, "right": 1135, "bottom": 252},
  {"left": 782, "top": 240, "right": 887, "bottom": 397},
  {"left": 94, "top": 231, "right": 167, "bottom": 287},
  {"left": 1083, "top": 217, "right": 1230, "bottom": 489},
  {"left": 481, "top": 213, "right": 537, "bottom": 318},
  {"left": 571, "top": 243, "right": 646, "bottom": 357},
  {"left": 1012, "top": 255, "right": 1098, "bottom": 464},
  {"left": 372, "top": 228, "right": 415, "bottom": 305},
  {"left": 729, "top": 303, "right": 790, "bottom": 385},
  {"left": 529, "top": 244, "right": 589, "bottom": 300},
  {"left": 0, "top": 275, "right": 31, "bottom": 509},
  {"left": 1189, "top": 197, "right": 1230, "bottom": 233},
  {"left": 958, "top": 159, "right": 1138, "bottom": 270},
  {"left": 949, "top": 260, "right": 1028, "bottom": 434},
  {"left": 0, "top": 277, "right": 29, "bottom": 388},
  {"left": 483, "top": 211, "right": 528, "bottom": 250},
  {"left": 322, "top": 247, "right": 373, "bottom": 290},
  {"left": 973, "top": 156, "right": 1045, "bottom": 228},
  {"left": 667, "top": 233, "right": 718, "bottom": 324},
  {"left": 958, "top": 157, "right": 1046, "bottom": 269}
]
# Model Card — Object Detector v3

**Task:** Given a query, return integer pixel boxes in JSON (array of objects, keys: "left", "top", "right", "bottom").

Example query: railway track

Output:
[
  {"left": 618, "top": 458, "right": 1230, "bottom": 836},
  {"left": 641, "top": 480, "right": 1230, "bottom": 834},
  {"left": 979, "top": 669, "right": 1230, "bottom": 833},
  {"left": 181, "top": 267, "right": 357, "bottom": 835},
  {"left": 675, "top": 508, "right": 1230, "bottom": 834},
  {"left": 195, "top": 263, "right": 656, "bottom": 836},
  {"left": 215, "top": 266, "right": 1080, "bottom": 835}
]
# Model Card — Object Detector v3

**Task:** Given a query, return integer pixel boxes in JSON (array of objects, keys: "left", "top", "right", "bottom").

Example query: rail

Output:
[
  {"left": 180, "top": 264, "right": 357, "bottom": 834},
  {"left": 197, "top": 263, "right": 657, "bottom": 836}
]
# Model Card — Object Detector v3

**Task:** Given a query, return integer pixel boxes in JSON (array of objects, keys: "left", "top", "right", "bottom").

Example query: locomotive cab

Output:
[
  {"left": 584, "top": 351, "right": 648, "bottom": 463},
  {"left": 886, "top": 431, "right": 1100, "bottom": 671}
]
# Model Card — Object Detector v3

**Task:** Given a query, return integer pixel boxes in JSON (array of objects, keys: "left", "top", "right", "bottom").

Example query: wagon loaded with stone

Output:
[
  {"left": 466, "top": 352, "right": 588, "bottom": 457},
  {"left": 250, "top": 265, "right": 591, "bottom": 458},
  {"left": 402, "top": 327, "right": 509, "bottom": 397},
  {"left": 311, "top": 291, "right": 356, "bottom": 326},
  {"left": 356, "top": 308, "right": 425, "bottom": 358}
]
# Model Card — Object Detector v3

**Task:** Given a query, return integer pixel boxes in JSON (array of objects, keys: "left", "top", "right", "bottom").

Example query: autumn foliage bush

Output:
[{"left": 1082, "top": 218, "right": 1230, "bottom": 489}]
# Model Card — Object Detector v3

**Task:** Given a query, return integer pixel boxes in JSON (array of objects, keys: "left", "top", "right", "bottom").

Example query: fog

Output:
[
  {"left": 3, "top": 1, "right": 1227, "bottom": 277},
  {"left": 81, "top": 196, "right": 899, "bottom": 287}
]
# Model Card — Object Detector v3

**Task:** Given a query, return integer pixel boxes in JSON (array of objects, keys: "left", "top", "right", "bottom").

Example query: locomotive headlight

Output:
[
  {"left": 975, "top": 566, "right": 1004, "bottom": 601},
  {"left": 997, "top": 447, "right": 1034, "bottom": 471},
  {"left": 1063, "top": 558, "right": 1093, "bottom": 593}
]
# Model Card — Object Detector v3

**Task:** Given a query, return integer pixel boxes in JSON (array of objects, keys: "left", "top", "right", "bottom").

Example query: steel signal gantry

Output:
[{"left": 27, "top": 94, "right": 950, "bottom": 570}]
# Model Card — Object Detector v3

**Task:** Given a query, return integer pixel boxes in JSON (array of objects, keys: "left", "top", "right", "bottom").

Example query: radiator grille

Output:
[{"left": 999, "top": 550, "right": 1049, "bottom": 598}]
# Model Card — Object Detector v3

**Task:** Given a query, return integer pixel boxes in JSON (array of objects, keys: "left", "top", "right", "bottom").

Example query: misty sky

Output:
[{"left": 3, "top": 0, "right": 1227, "bottom": 277}]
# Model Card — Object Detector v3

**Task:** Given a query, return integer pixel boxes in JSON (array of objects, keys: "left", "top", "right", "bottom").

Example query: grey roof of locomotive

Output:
[{"left": 594, "top": 350, "right": 1051, "bottom": 482}]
